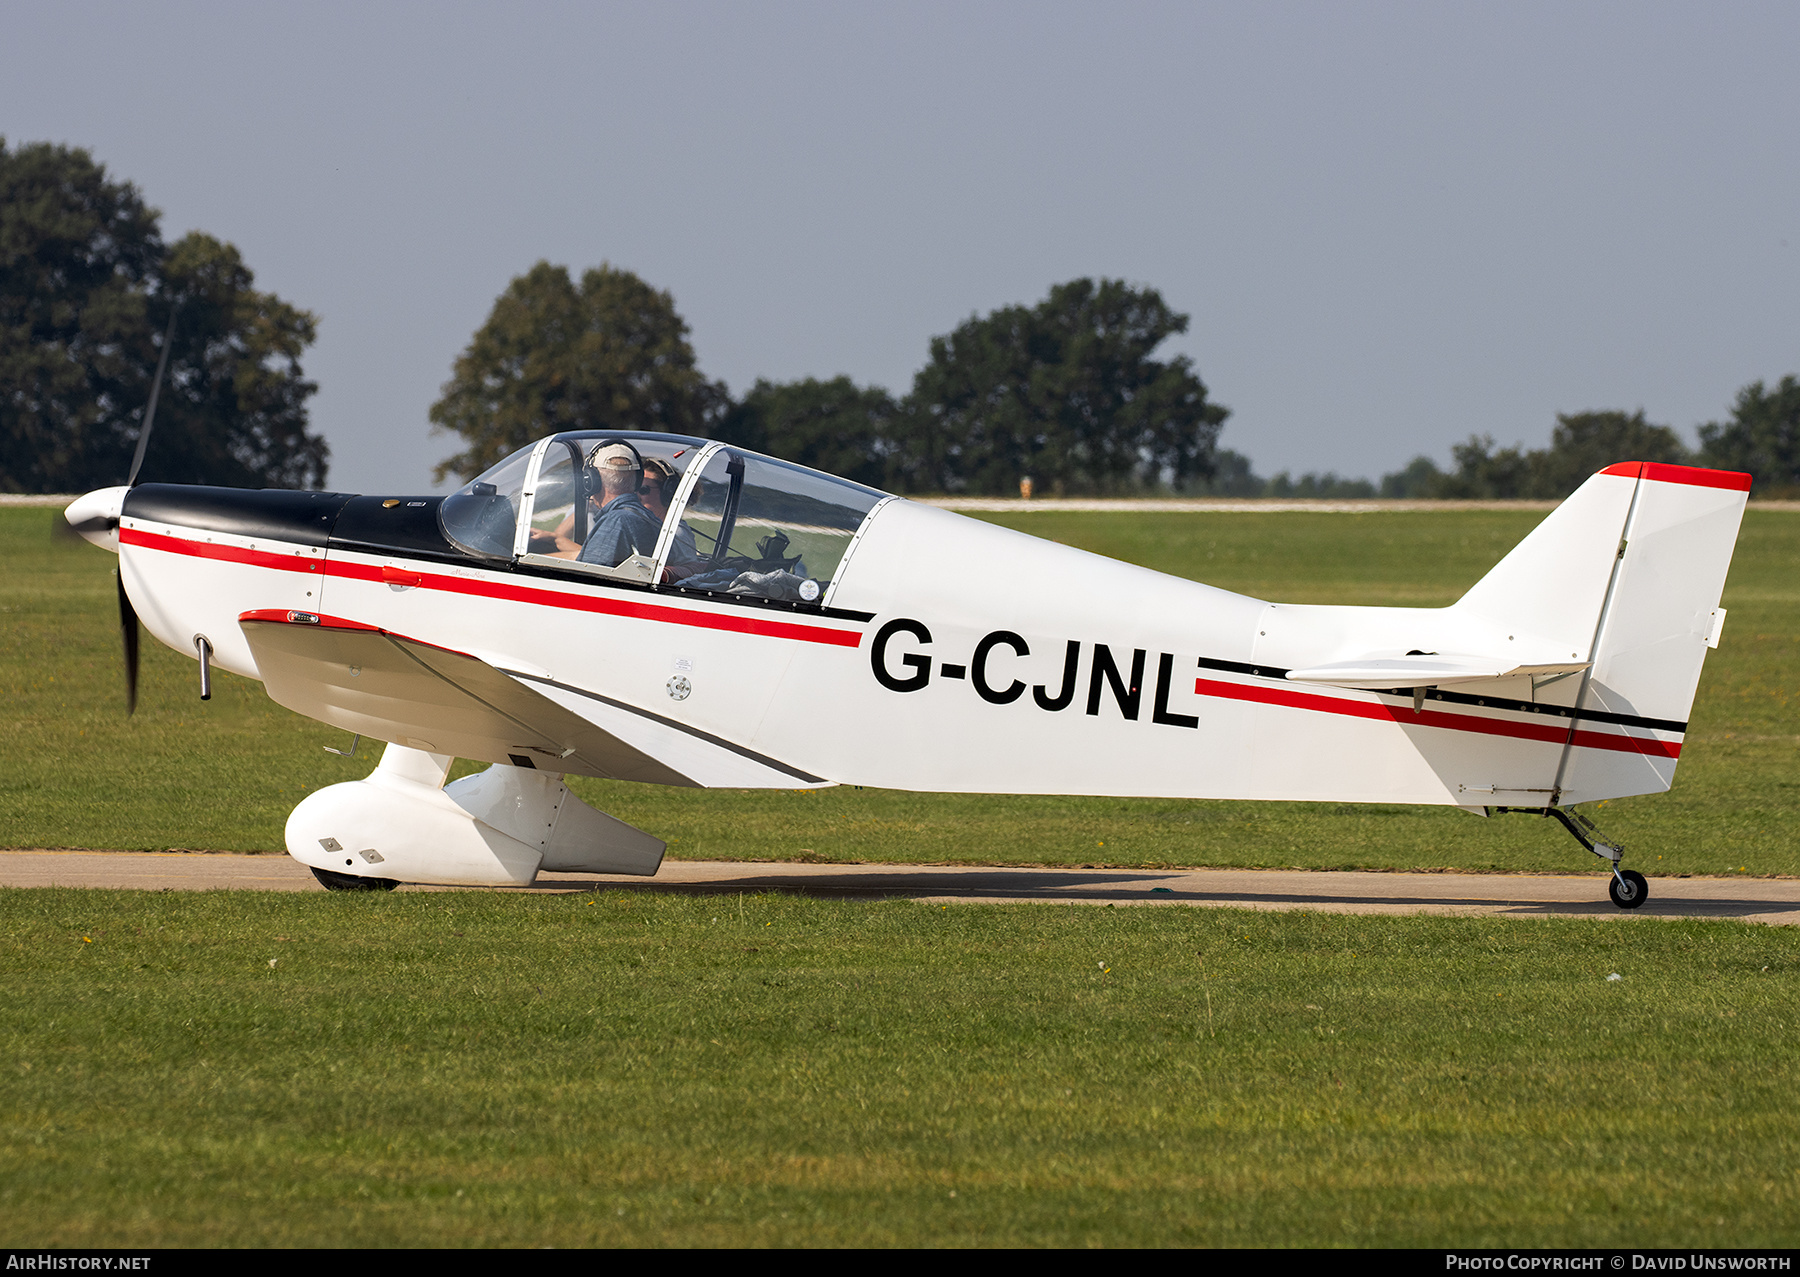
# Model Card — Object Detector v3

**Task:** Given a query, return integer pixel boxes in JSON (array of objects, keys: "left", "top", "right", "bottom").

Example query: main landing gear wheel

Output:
[
  {"left": 1609, "top": 869, "right": 1649, "bottom": 910},
  {"left": 311, "top": 866, "right": 399, "bottom": 892}
]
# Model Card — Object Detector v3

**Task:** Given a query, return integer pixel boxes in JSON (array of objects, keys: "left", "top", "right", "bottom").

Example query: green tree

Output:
[
  {"left": 1204, "top": 447, "right": 1265, "bottom": 496},
  {"left": 430, "top": 262, "right": 726, "bottom": 482},
  {"left": 716, "top": 376, "right": 897, "bottom": 489},
  {"left": 1430, "top": 435, "right": 1534, "bottom": 498},
  {"left": 1426, "top": 412, "right": 1688, "bottom": 501},
  {"left": 0, "top": 138, "right": 159, "bottom": 492},
  {"left": 1697, "top": 376, "right": 1800, "bottom": 494},
  {"left": 1379, "top": 455, "right": 1444, "bottom": 498},
  {"left": 0, "top": 138, "right": 326, "bottom": 492},
  {"left": 138, "top": 233, "right": 326, "bottom": 489},
  {"left": 1265, "top": 470, "right": 1376, "bottom": 498},
  {"left": 1532, "top": 410, "right": 1688, "bottom": 495},
  {"left": 898, "top": 278, "right": 1228, "bottom": 495}
]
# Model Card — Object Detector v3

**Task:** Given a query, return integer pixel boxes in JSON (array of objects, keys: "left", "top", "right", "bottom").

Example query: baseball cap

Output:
[{"left": 586, "top": 441, "right": 641, "bottom": 473}]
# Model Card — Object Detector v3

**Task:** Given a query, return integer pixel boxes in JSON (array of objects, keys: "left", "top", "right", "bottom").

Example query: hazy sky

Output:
[{"left": 5, "top": 1, "right": 1797, "bottom": 492}]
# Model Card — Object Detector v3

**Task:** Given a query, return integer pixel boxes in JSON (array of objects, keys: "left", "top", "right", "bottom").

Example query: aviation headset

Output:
[
  {"left": 641, "top": 457, "right": 683, "bottom": 506},
  {"left": 581, "top": 437, "right": 645, "bottom": 502}
]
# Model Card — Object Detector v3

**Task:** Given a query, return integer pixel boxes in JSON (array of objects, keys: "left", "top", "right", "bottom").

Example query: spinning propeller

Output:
[{"left": 117, "top": 308, "right": 178, "bottom": 714}]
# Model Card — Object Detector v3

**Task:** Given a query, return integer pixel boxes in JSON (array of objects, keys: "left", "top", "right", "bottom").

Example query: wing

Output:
[{"left": 239, "top": 611, "right": 826, "bottom": 788}]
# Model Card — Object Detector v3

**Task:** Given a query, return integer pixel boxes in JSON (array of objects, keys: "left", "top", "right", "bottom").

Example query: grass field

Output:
[
  {"left": 3, "top": 502, "right": 1799, "bottom": 1248},
  {"left": 4, "top": 886, "right": 1797, "bottom": 1247},
  {"left": 4, "top": 504, "right": 1795, "bottom": 877}
]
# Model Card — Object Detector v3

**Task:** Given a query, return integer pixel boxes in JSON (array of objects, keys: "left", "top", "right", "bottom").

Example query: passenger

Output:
[
  {"left": 637, "top": 457, "right": 704, "bottom": 580},
  {"left": 577, "top": 442, "right": 663, "bottom": 568}
]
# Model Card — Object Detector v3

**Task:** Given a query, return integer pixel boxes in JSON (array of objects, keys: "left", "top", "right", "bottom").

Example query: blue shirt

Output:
[{"left": 577, "top": 492, "right": 664, "bottom": 568}]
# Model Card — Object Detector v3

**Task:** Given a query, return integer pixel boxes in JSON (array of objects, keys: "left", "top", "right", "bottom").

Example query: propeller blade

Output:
[
  {"left": 118, "top": 570, "right": 140, "bottom": 715},
  {"left": 126, "top": 307, "right": 178, "bottom": 488}
]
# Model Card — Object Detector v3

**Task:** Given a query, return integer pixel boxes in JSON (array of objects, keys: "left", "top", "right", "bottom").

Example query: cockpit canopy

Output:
[{"left": 439, "top": 432, "right": 889, "bottom": 606}]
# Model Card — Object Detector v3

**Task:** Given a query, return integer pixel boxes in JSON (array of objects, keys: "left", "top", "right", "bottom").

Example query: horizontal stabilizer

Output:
[{"left": 1286, "top": 655, "right": 1589, "bottom": 690}]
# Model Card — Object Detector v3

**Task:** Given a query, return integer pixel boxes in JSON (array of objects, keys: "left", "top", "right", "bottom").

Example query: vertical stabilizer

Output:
[
  {"left": 1452, "top": 467, "right": 1637, "bottom": 660},
  {"left": 1556, "top": 463, "right": 1750, "bottom": 803}
]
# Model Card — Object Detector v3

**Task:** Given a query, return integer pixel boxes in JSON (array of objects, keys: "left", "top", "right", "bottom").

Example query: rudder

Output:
[{"left": 1556, "top": 463, "right": 1750, "bottom": 803}]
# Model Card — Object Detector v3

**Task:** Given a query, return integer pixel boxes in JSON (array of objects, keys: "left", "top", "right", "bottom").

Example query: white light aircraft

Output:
[{"left": 64, "top": 431, "right": 1749, "bottom": 908}]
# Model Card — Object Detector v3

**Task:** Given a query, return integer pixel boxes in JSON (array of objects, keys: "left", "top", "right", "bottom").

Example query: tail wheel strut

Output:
[
  {"left": 1544, "top": 806, "right": 1647, "bottom": 911},
  {"left": 1491, "top": 805, "right": 1649, "bottom": 910}
]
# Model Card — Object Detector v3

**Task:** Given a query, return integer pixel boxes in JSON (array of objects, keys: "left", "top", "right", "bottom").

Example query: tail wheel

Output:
[
  {"left": 1609, "top": 869, "right": 1649, "bottom": 910},
  {"left": 311, "top": 866, "right": 399, "bottom": 892}
]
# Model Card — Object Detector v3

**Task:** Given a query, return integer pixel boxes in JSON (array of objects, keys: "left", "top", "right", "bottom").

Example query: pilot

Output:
[{"left": 577, "top": 441, "right": 664, "bottom": 568}]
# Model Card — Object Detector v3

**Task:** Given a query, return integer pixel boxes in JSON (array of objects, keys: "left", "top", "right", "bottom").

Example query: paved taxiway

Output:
[{"left": 3, "top": 851, "right": 1797, "bottom": 925}]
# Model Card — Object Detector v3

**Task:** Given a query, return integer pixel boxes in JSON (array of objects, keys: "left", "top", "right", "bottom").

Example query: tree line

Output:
[
  {"left": 6, "top": 140, "right": 1796, "bottom": 499},
  {"left": 1167, "top": 400, "right": 1800, "bottom": 501},
  {"left": 429, "top": 262, "right": 1800, "bottom": 500},
  {"left": 1369, "top": 394, "right": 1800, "bottom": 499},
  {"left": 431, "top": 266, "right": 1228, "bottom": 496}
]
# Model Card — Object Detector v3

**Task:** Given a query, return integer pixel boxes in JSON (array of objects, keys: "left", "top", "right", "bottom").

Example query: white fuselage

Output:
[{"left": 116, "top": 480, "right": 1721, "bottom": 813}]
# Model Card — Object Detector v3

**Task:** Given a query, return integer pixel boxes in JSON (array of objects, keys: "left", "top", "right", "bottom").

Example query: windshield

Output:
[{"left": 438, "top": 443, "right": 536, "bottom": 559}]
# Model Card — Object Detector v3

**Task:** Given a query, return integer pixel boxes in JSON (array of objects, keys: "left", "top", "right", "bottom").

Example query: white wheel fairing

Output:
[{"left": 286, "top": 744, "right": 667, "bottom": 887}]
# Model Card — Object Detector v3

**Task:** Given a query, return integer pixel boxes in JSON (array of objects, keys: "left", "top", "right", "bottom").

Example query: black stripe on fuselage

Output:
[{"left": 1193, "top": 656, "right": 1688, "bottom": 735}]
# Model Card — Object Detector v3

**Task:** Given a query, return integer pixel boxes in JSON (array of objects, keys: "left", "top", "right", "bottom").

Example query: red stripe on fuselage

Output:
[
  {"left": 123, "top": 524, "right": 864, "bottom": 648},
  {"left": 122, "top": 526, "right": 323, "bottom": 572},
  {"left": 1193, "top": 677, "right": 1681, "bottom": 759},
  {"left": 322, "top": 557, "right": 864, "bottom": 647}
]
